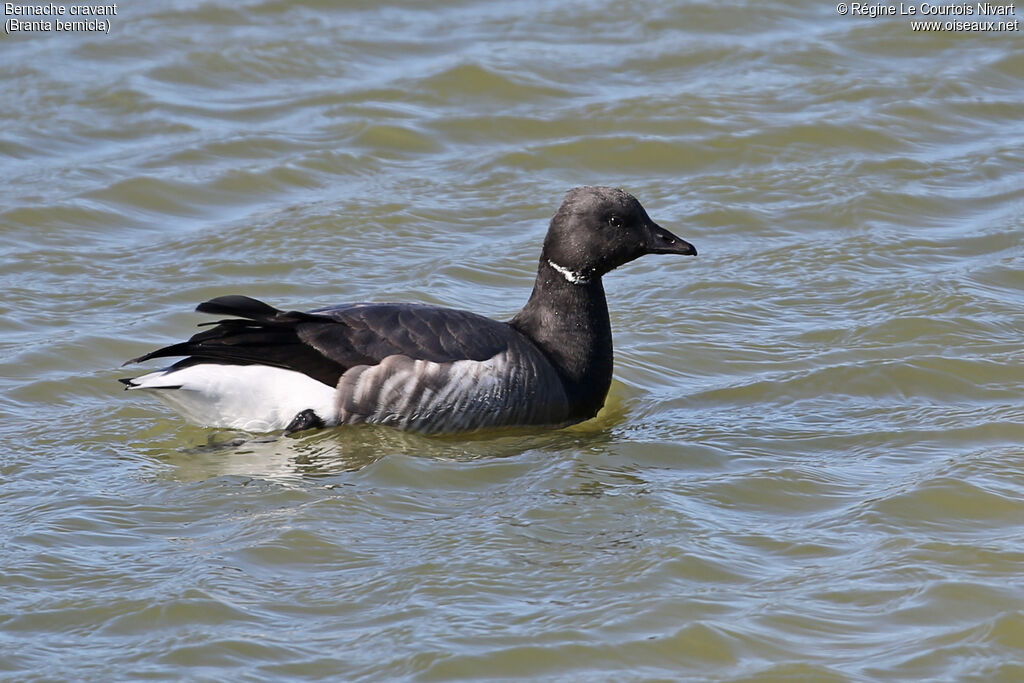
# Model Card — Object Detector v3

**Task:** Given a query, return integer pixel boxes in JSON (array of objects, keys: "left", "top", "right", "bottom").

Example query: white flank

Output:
[{"left": 124, "top": 364, "right": 336, "bottom": 432}]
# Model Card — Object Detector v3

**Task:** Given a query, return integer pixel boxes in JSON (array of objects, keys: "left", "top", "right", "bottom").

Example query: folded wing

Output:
[{"left": 127, "top": 294, "right": 514, "bottom": 387}]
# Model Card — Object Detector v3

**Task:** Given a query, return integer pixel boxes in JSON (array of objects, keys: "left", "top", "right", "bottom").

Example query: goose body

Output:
[{"left": 121, "top": 187, "right": 697, "bottom": 434}]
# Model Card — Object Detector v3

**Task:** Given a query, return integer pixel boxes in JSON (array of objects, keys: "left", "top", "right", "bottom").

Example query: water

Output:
[{"left": 2, "top": 0, "right": 1023, "bottom": 680}]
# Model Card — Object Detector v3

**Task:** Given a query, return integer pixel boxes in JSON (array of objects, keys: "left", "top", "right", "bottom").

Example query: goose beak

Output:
[{"left": 646, "top": 223, "right": 697, "bottom": 256}]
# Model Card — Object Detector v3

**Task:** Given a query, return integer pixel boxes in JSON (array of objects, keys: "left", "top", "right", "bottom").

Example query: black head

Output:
[{"left": 541, "top": 186, "right": 696, "bottom": 281}]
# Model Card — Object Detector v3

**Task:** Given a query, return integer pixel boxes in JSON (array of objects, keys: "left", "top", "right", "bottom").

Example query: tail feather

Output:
[
  {"left": 121, "top": 295, "right": 349, "bottom": 387},
  {"left": 120, "top": 373, "right": 183, "bottom": 390},
  {"left": 124, "top": 295, "right": 325, "bottom": 366},
  {"left": 196, "top": 295, "right": 281, "bottom": 320}
]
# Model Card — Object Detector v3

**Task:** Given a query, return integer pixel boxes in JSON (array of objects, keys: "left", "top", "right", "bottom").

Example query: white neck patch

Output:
[{"left": 547, "top": 259, "right": 590, "bottom": 285}]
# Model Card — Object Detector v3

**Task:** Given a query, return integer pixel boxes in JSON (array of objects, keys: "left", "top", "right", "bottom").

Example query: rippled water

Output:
[{"left": 2, "top": 0, "right": 1023, "bottom": 680}]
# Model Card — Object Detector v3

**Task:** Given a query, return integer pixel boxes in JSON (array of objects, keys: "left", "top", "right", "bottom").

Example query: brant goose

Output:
[{"left": 121, "top": 187, "right": 697, "bottom": 434}]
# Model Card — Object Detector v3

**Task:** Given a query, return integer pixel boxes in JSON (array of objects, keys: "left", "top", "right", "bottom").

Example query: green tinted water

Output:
[{"left": 2, "top": 0, "right": 1023, "bottom": 680}]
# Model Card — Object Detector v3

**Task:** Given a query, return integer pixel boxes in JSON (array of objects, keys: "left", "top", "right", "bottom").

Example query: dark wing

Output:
[{"left": 125, "top": 295, "right": 517, "bottom": 387}]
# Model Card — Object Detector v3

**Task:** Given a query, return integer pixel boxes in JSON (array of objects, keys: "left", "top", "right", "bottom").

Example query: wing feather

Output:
[{"left": 126, "top": 296, "right": 519, "bottom": 389}]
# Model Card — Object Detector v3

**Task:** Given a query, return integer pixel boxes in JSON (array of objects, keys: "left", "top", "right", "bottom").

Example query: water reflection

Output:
[{"left": 145, "top": 419, "right": 622, "bottom": 483}]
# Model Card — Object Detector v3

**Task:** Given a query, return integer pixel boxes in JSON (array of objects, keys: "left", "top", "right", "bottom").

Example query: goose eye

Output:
[{"left": 608, "top": 215, "right": 623, "bottom": 228}]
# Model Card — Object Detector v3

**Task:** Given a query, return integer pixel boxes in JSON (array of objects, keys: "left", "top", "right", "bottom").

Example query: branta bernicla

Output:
[{"left": 121, "top": 186, "right": 697, "bottom": 434}]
